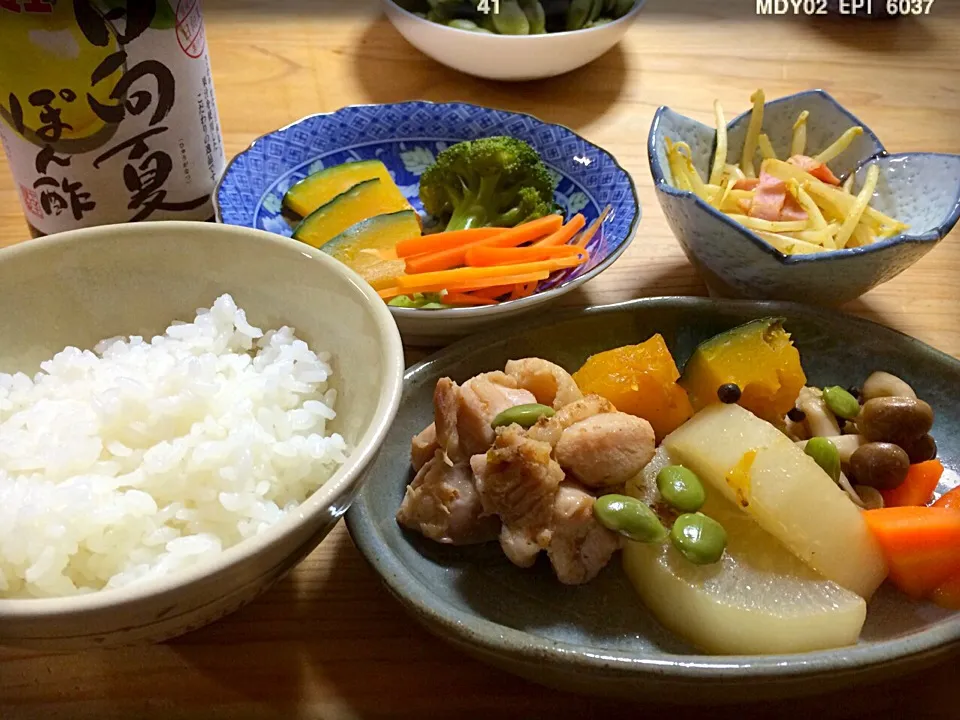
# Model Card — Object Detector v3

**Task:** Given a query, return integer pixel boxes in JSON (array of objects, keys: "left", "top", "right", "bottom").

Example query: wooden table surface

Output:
[{"left": 2, "top": 1, "right": 959, "bottom": 718}]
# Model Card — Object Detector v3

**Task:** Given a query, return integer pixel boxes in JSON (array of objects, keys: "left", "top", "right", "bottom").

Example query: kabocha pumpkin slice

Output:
[
  {"left": 354, "top": 258, "right": 408, "bottom": 291},
  {"left": 572, "top": 334, "right": 693, "bottom": 441},
  {"left": 293, "top": 179, "right": 412, "bottom": 249},
  {"left": 679, "top": 317, "right": 806, "bottom": 423},
  {"left": 283, "top": 159, "right": 407, "bottom": 217},
  {"left": 322, "top": 210, "right": 421, "bottom": 265},
  {"left": 321, "top": 210, "right": 421, "bottom": 290}
]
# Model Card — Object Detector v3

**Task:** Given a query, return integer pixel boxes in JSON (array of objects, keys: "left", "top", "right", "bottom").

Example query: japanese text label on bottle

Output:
[{"left": 0, "top": 0, "right": 226, "bottom": 237}]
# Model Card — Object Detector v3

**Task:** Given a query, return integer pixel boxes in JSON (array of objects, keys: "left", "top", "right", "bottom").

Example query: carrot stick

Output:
[
  {"left": 509, "top": 281, "right": 538, "bottom": 300},
  {"left": 404, "top": 215, "right": 563, "bottom": 274},
  {"left": 441, "top": 292, "right": 498, "bottom": 306},
  {"left": 379, "top": 271, "right": 550, "bottom": 299},
  {"left": 438, "top": 271, "right": 549, "bottom": 293},
  {"left": 533, "top": 214, "right": 586, "bottom": 247},
  {"left": 933, "top": 486, "right": 960, "bottom": 512},
  {"left": 574, "top": 205, "right": 612, "bottom": 248},
  {"left": 397, "top": 256, "right": 583, "bottom": 290},
  {"left": 465, "top": 244, "right": 587, "bottom": 267},
  {"left": 881, "top": 460, "right": 944, "bottom": 508},
  {"left": 863, "top": 506, "right": 960, "bottom": 597},
  {"left": 470, "top": 285, "right": 514, "bottom": 300},
  {"left": 395, "top": 227, "right": 503, "bottom": 258}
]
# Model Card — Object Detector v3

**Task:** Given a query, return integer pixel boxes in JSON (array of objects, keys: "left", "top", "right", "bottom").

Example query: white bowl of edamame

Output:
[{"left": 382, "top": 0, "right": 646, "bottom": 81}]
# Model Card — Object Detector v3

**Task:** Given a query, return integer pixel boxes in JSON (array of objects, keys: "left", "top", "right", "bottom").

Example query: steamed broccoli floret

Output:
[{"left": 419, "top": 136, "right": 556, "bottom": 231}]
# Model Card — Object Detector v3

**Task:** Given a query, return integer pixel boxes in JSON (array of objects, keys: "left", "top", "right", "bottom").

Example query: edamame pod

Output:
[
  {"left": 518, "top": 0, "right": 547, "bottom": 33},
  {"left": 448, "top": 18, "right": 478, "bottom": 29},
  {"left": 566, "top": 0, "right": 594, "bottom": 30},
  {"left": 493, "top": 0, "right": 531, "bottom": 34},
  {"left": 587, "top": 0, "right": 604, "bottom": 23}
]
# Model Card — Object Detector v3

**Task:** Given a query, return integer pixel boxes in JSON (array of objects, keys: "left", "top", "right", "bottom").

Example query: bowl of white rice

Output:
[{"left": 0, "top": 221, "right": 404, "bottom": 649}]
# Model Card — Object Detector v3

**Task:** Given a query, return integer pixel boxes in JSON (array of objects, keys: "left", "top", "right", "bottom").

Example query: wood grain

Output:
[{"left": 1, "top": 1, "right": 958, "bottom": 717}]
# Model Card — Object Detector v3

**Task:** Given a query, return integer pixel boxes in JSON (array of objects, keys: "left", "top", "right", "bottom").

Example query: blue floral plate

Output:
[{"left": 215, "top": 101, "right": 640, "bottom": 345}]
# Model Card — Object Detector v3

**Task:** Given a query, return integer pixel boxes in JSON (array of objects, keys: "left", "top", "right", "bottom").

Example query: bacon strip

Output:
[
  {"left": 733, "top": 178, "right": 760, "bottom": 191},
  {"left": 779, "top": 194, "right": 809, "bottom": 222},
  {"left": 788, "top": 154, "right": 842, "bottom": 186},
  {"left": 746, "top": 171, "right": 787, "bottom": 221}
]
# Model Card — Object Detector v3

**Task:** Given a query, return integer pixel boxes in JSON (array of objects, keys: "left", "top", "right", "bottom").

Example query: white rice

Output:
[{"left": 0, "top": 294, "right": 348, "bottom": 599}]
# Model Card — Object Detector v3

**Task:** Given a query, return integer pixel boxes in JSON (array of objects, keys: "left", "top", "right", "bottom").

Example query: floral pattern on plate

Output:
[{"left": 216, "top": 101, "right": 640, "bottom": 294}]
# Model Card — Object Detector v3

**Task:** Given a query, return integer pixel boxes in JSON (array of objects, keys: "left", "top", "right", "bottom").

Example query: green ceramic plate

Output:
[{"left": 345, "top": 297, "right": 960, "bottom": 702}]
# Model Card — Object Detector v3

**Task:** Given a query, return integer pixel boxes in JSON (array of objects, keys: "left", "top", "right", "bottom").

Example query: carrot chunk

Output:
[
  {"left": 863, "top": 505, "right": 960, "bottom": 597},
  {"left": 881, "top": 460, "right": 944, "bottom": 508}
]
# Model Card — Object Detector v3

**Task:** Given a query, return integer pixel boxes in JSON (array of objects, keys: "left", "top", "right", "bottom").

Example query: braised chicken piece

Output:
[
  {"left": 433, "top": 378, "right": 463, "bottom": 461},
  {"left": 458, "top": 372, "right": 537, "bottom": 458},
  {"left": 526, "top": 394, "right": 616, "bottom": 446},
  {"left": 403, "top": 361, "right": 650, "bottom": 585},
  {"left": 472, "top": 425, "right": 565, "bottom": 568},
  {"left": 426, "top": 373, "right": 538, "bottom": 462},
  {"left": 547, "top": 482, "right": 623, "bottom": 585},
  {"left": 397, "top": 450, "right": 500, "bottom": 545},
  {"left": 505, "top": 357, "right": 583, "bottom": 410},
  {"left": 411, "top": 423, "right": 438, "bottom": 472},
  {"left": 554, "top": 412, "right": 656, "bottom": 489}
]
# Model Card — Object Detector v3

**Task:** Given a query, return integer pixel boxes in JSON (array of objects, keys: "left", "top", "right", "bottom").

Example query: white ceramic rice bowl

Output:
[{"left": 0, "top": 221, "right": 404, "bottom": 650}]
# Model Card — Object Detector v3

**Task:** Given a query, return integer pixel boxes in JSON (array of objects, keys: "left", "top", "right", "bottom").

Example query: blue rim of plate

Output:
[
  {"left": 647, "top": 89, "right": 960, "bottom": 266},
  {"left": 214, "top": 101, "right": 641, "bottom": 316},
  {"left": 346, "top": 296, "right": 960, "bottom": 684}
]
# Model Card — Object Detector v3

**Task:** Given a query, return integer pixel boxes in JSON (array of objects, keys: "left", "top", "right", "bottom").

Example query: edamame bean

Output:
[
  {"left": 804, "top": 436, "right": 841, "bottom": 483},
  {"left": 656, "top": 465, "right": 706, "bottom": 513},
  {"left": 823, "top": 386, "right": 861, "bottom": 421},
  {"left": 490, "top": 403, "right": 555, "bottom": 429},
  {"left": 669, "top": 513, "right": 727, "bottom": 565},
  {"left": 594, "top": 494, "right": 668, "bottom": 543}
]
